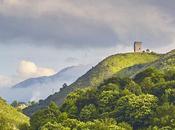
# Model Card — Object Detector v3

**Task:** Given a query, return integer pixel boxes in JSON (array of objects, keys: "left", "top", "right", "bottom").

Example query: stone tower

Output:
[{"left": 134, "top": 41, "right": 142, "bottom": 52}]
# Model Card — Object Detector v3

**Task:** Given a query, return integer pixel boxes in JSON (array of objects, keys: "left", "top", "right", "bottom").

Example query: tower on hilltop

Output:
[{"left": 134, "top": 41, "right": 142, "bottom": 52}]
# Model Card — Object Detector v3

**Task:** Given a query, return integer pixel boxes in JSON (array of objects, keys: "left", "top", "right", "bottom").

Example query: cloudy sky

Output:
[{"left": 1, "top": 0, "right": 175, "bottom": 87}]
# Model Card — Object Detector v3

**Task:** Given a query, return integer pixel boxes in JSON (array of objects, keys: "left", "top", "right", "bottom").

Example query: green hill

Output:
[
  {"left": 0, "top": 97, "right": 29, "bottom": 130},
  {"left": 121, "top": 49, "right": 175, "bottom": 78},
  {"left": 71, "top": 53, "right": 160, "bottom": 88},
  {"left": 29, "top": 64, "right": 175, "bottom": 130},
  {"left": 24, "top": 52, "right": 160, "bottom": 116},
  {"left": 25, "top": 50, "right": 175, "bottom": 129},
  {"left": 149, "top": 49, "right": 175, "bottom": 70}
]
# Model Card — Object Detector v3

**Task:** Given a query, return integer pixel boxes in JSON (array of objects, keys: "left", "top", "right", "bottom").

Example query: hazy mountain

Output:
[
  {"left": 0, "top": 65, "right": 91, "bottom": 102},
  {"left": 13, "top": 65, "right": 90, "bottom": 89}
]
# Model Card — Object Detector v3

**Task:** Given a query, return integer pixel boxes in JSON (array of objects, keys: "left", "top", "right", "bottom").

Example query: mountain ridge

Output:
[
  {"left": 13, "top": 65, "right": 90, "bottom": 89},
  {"left": 24, "top": 52, "right": 160, "bottom": 116},
  {"left": 0, "top": 65, "right": 91, "bottom": 103}
]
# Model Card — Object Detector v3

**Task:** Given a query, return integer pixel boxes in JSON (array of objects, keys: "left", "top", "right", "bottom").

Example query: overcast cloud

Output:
[
  {"left": 0, "top": 0, "right": 175, "bottom": 49},
  {"left": 1, "top": 0, "right": 175, "bottom": 85}
]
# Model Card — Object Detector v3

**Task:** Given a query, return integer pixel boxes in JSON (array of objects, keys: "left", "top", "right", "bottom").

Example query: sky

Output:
[{"left": 1, "top": 0, "right": 175, "bottom": 87}]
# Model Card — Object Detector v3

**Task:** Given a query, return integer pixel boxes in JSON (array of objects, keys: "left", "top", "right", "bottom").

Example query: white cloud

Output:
[
  {"left": 0, "top": 60, "right": 56, "bottom": 88},
  {"left": 18, "top": 60, "right": 56, "bottom": 77},
  {"left": 0, "top": 75, "right": 12, "bottom": 87},
  {"left": 36, "top": 67, "right": 56, "bottom": 77}
]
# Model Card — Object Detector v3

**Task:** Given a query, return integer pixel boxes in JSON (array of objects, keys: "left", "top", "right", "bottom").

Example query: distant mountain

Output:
[
  {"left": 13, "top": 65, "right": 91, "bottom": 89},
  {"left": 0, "top": 65, "right": 91, "bottom": 102},
  {"left": 0, "top": 97, "right": 29, "bottom": 129},
  {"left": 24, "top": 52, "right": 161, "bottom": 116}
]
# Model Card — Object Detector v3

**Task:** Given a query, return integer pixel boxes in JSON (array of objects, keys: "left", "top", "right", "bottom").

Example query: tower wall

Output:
[{"left": 134, "top": 41, "right": 142, "bottom": 52}]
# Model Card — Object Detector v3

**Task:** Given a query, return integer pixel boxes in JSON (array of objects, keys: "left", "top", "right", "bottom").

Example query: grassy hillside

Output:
[
  {"left": 124, "top": 49, "right": 175, "bottom": 78},
  {"left": 71, "top": 53, "right": 160, "bottom": 88},
  {"left": 0, "top": 97, "right": 29, "bottom": 130},
  {"left": 24, "top": 52, "right": 160, "bottom": 116},
  {"left": 150, "top": 49, "right": 175, "bottom": 69}
]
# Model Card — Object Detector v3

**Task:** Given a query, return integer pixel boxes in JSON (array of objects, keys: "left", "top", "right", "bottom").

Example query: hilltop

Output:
[
  {"left": 0, "top": 97, "right": 29, "bottom": 129},
  {"left": 24, "top": 52, "right": 160, "bottom": 116},
  {"left": 70, "top": 53, "right": 160, "bottom": 88}
]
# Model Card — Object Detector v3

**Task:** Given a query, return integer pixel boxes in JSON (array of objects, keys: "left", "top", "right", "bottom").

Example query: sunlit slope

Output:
[
  {"left": 127, "top": 49, "right": 175, "bottom": 78},
  {"left": 152, "top": 49, "right": 175, "bottom": 69},
  {"left": 115, "top": 50, "right": 175, "bottom": 79},
  {"left": 71, "top": 53, "right": 160, "bottom": 89},
  {"left": 24, "top": 52, "right": 160, "bottom": 116},
  {"left": 0, "top": 98, "right": 29, "bottom": 129}
]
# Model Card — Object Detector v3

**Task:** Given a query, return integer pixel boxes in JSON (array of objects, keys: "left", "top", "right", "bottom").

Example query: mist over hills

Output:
[
  {"left": 13, "top": 65, "right": 90, "bottom": 89},
  {"left": 0, "top": 65, "right": 91, "bottom": 102}
]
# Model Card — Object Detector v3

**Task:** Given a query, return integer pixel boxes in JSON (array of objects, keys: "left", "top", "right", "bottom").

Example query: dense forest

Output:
[{"left": 29, "top": 67, "right": 175, "bottom": 130}]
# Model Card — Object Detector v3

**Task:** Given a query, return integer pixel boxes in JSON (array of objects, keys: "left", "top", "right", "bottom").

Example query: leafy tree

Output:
[
  {"left": 11, "top": 100, "right": 18, "bottom": 107},
  {"left": 30, "top": 102, "right": 66, "bottom": 130},
  {"left": 87, "top": 118, "right": 132, "bottom": 130},
  {"left": 164, "top": 69, "right": 175, "bottom": 81},
  {"left": 98, "top": 90, "right": 119, "bottom": 113},
  {"left": 115, "top": 94, "right": 158, "bottom": 129},
  {"left": 151, "top": 81, "right": 175, "bottom": 103},
  {"left": 140, "top": 77, "right": 154, "bottom": 93},
  {"left": 61, "top": 88, "right": 97, "bottom": 118},
  {"left": 80, "top": 104, "right": 98, "bottom": 121},
  {"left": 134, "top": 67, "right": 165, "bottom": 84},
  {"left": 164, "top": 88, "right": 175, "bottom": 104},
  {"left": 62, "top": 118, "right": 95, "bottom": 130},
  {"left": 150, "top": 103, "right": 175, "bottom": 129},
  {"left": 40, "top": 122, "right": 70, "bottom": 130},
  {"left": 97, "top": 80, "right": 120, "bottom": 92},
  {"left": 119, "top": 78, "right": 142, "bottom": 95}
]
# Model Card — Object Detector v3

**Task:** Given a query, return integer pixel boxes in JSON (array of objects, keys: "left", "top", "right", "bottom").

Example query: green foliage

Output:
[
  {"left": 115, "top": 94, "right": 158, "bottom": 128},
  {"left": 150, "top": 103, "right": 175, "bottom": 129},
  {"left": 0, "top": 98, "right": 29, "bottom": 130},
  {"left": 134, "top": 67, "right": 165, "bottom": 84},
  {"left": 60, "top": 88, "right": 97, "bottom": 119},
  {"left": 30, "top": 102, "right": 67, "bottom": 130},
  {"left": 140, "top": 77, "right": 154, "bottom": 93},
  {"left": 86, "top": 118, "right": 131, "bottom": 130},
  {"left": 32, "top": 117, "right": 132, "bottom": 130},
  {"left": 27, "top": 50, "right": 175, "bottom": 130},
  {"left": 98, "top": 90, "right": 119, "bottom": 113},
  {"left": 30, "top": 66, "right": 175, "bottom": 130},
  {"left": 11, "top": 100, "right": 18, "bottom": 107},
  {"left": 119, "top": 78, "right": 142, "bottom": 95},
  {"left": 40, "top": 122, "right": 70, "bottom": 130},
  {"left": 80, "top": 104, "right": 98, "bottom": 121},
  {"left": 150, "top": 81, "right": 175, "bottom": 104}
]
